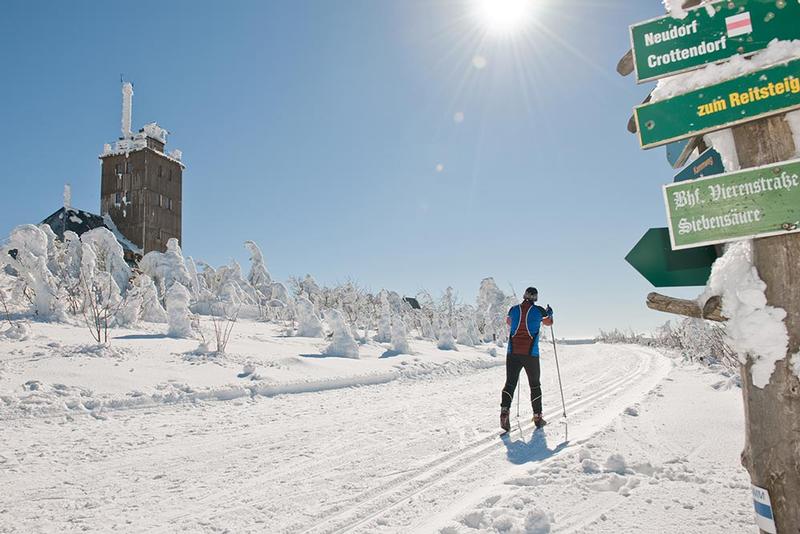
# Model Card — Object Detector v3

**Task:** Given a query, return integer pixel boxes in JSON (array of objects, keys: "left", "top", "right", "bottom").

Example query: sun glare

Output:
[{"left": 475, "top": 0, "right": 534, "bottom": 35}]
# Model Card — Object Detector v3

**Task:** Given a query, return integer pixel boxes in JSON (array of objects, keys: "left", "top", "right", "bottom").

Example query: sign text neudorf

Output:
[{"left": 630, "top": 0, "right": 800, "bottom": 83}]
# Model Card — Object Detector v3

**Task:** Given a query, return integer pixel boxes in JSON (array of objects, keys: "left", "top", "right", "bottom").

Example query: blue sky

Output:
[{"left": 0, "top": 0, "right": 698, "bottom": 337}]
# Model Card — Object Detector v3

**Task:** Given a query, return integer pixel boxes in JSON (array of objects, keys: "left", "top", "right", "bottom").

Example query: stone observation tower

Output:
[{"left": 99, "top": 82, "right": 185, "bottom": 254}]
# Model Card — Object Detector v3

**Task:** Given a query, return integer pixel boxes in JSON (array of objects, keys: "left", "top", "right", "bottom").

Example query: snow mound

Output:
[
  {"left": 523, "top": 510, "right": 552, "bottom": 533},
  {"left": 702, "top": 241, "right": 789, "bottom": 388}
]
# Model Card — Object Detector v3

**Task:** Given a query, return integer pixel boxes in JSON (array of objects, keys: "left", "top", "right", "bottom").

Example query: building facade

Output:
[{"left": 99, "top": 83, "right": 185, "bottom": 254}]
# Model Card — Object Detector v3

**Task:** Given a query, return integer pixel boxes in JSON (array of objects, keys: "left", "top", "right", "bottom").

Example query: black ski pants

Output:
[{"left": 501, "top": 353, "right": 542, "bottom": 414}]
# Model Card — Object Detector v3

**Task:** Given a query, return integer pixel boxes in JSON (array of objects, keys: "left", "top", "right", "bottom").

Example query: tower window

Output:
[
  {"left": 158, "top": 166, "right": 163, "bottom": 178},
  {"left": 125, "top": 161, "right": 132, "bottom": 173},
  {"left": 115, "top": 192, "right": 122, "bottom": 205},
  {"left": 115, "top": 163, "right": 123, "bottom": 175},
  {"left": 169, "top": 169, "right": 173, "bottom": 181}
]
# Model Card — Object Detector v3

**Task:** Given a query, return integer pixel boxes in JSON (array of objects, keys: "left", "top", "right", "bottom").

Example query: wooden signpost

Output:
[{"left": 623, "top": 2, "right": 800, "bottom": 531}]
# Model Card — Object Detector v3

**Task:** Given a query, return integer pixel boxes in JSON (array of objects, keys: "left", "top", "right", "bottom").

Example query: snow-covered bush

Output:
[
  {"left": 79, "top": 241, "right": 123, "bottom": 343},
  {"left": 375, "top": 291, "right": 392, "bottom": 343},
  {"left": 390, "top": 317, "right": 411, "bottom": 354},
  {"left": 456, "top": 317, "right": 480, "bottom": 347},
  {"left": 166, "top": 282, "right": 193, "bottom": 338},
  {"left": 80, "top": 227, "right": 131, "bottom": 295},
  {"left": 244, "top": 241, "right": 272, "bottom": 297},
  {"left": 436, "top": 317, "right": 457, "bottom": 351},
  {"left": 2, "top": 224, "right": 65, "bottom": 320},
  {"left": 295, "top": 296, "right": 324, "bottom": 337},
  {"left": 140, "top": 238, "right": 192, "bottom": 301},
  {"left": 137, "top": 273, "right": 168, "bottom": 323},
  {"left": 477, "top": 277, "right": 512, "bottom": 342},
  {"left": 322, "top": 309, "right": 359, "bottom": 359}
]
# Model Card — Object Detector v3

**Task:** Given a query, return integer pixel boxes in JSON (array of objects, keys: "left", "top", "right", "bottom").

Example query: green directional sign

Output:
[
  {"left": 630, "top": 0, "right": 800, "bottom": 84},
  {"left": 626, "top": 228, "right": 718, "bottom": 287},
  {"left": 636, "top": 58, "right": 800, "bottom": 149},
  {"left": 664, "top": 159, "right": 800, "bottom": 250}
]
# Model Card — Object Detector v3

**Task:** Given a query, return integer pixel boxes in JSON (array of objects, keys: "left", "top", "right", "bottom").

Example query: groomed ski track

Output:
[{"left": 0, "top": 344, "right": 671, "bottom": 533}]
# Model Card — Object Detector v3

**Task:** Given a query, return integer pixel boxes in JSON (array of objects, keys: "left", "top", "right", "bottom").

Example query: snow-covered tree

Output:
[
  {"left": 477, "top": 277, "right": 511, "bottom": 342},
  {"left": 390, "top": 316, "right": 411, "bottom": 354},
  {"left": 80, "top": 227, "right": 132, "bottom": 295},
  {"left": 140, "top": 238, "right": 192, "bottom": 301},
  {"left": 295, "top": 296, "right": 324, "bottom": 337},
  {"left": 166, "top": 282, "right": 193, "bottom": 338},
  {"left": 138, "top": 273, "right": 168, "bottom": 323},
  {"left": 244, "top": 241, "right": 272, "bottom": 296},
  {"left": 322, "top": 309, "right": 359, "bottom": 359},
  {"left": 436, "top": 316, "right": 457, "bottom": 351},
  {"left": 374, "top": 290, "right": 392, "bottom": 343},
  {"left": 2, "top": 224, "right": 65, "bottom": 320},
  {"left": 79, "top": 242, "right": 122, "bottom": 343},
  {"left": 456, "top": 317, "right": 480, "bottom": 347}
]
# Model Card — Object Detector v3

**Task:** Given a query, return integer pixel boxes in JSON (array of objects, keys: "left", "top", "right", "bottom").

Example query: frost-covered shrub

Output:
[
  {"left": 244, "top": 241, "right": 272, "bottom": 296},
  {"left": 322, "top": 309, "right": 359, "bottom": 359},
  {"left": 140, "top": 238, "right": 192, "bottom": 300},
  {"left": 3, "top": 224, "right": 65, "bottom": 320},
  {"left": 295, "top": 296, "right": 324, "bottom": 337},
  {"left": 437, "top": 317, "right": 457, "bottom": 351},
  {"left": 456, "top": 318, "right": 480, "bottom": 347},
  {"left": 477, "top": 277, "right": 512, "bottom": 342},
  {"left": 167, "top": 282, "right": 193, "bottom": 338},
  {"left": 80, "top": 227, "right": 131, "bottom": 295},
  {"left": 390, "top": 317, "right": 411, "bottom": 354},
  {"left": 79, "top": 242, "right": 123, "bottom": 343},
  {"left": 375, "top": 291, "right": 392, "bottom": 343},
  {"left": 137, "top": 273, "right": 168, "bottom": 323}
]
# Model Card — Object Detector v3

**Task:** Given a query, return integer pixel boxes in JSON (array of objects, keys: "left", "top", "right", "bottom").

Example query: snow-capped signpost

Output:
[
  {"left": 630, "top": 0, "right": 800, "bottom": 83},
  {"left": 624, "top": 1, "right": 800, "bottom": 532}
]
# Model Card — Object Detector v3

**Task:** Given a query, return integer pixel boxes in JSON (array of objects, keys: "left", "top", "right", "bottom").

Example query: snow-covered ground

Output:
[{"left": 0, "top": 319, "right": 755, "bottom": 533}]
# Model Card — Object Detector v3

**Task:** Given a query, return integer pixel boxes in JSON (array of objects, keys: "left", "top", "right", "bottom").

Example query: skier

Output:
[{"left": 500, "top": 287, "right": 554, "bottom": 433}]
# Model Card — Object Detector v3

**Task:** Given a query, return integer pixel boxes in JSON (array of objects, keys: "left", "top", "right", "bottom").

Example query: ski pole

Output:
[{"left": 550, "top": 324, "right": 567, "bottom": 419}]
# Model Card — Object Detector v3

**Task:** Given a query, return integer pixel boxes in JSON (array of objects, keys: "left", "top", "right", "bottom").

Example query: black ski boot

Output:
[
  {"left": 533, "top": 413, "right": 547, "bottom": 429},
  {"left": 500, "top": 407, "right": 510, "bottom": 433}
]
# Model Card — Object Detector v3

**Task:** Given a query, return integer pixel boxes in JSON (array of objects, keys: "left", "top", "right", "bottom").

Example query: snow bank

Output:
[{"left": 701, "top": 241, "right": 789, "bottom": 387}]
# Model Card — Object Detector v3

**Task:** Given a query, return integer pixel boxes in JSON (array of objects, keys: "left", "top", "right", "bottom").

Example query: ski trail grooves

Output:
[
  {"left": 160, "top": 358, "right": 627, "bottom": 530},
  {"left": 302, "top": 351, "right": 661, "bottom": 534}
]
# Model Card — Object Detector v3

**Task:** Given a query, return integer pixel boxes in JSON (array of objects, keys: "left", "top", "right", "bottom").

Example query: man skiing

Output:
[{"left": 500, "top": 287, "right": 553, "bottom": 433}]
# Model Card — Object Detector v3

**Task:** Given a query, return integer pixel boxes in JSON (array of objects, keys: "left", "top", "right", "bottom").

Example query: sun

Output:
[{"left": 474, "top": 0, "right": 535, "bottom": 35}]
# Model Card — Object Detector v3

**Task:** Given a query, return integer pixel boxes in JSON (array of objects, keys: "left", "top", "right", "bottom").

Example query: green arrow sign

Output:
[
  {"left": 664, "top": 158, "right": 800, "bottom": 250},
  {"left": 630, "top": 0, "right": 800, "bottom": 84},
  {"left": 626, "top": 228, "right": 717, "bottom": 287},
  {"left": 636, "top": 58, "right": 800, "bottom": 149}
]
